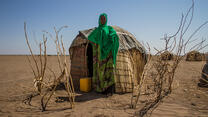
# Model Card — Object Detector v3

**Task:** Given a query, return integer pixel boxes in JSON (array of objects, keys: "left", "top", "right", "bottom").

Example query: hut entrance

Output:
[{"left": 87, "top": 43, "right": 93, "bottom": 77}]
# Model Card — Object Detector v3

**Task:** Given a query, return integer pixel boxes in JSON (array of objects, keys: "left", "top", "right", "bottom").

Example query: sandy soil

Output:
[{"left": 0, "top": 55, "right": 207, "bottom": 117}]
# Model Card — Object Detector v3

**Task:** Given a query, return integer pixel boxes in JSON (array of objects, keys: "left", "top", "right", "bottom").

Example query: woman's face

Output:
[{"left": 100, "top": 15, "right": 106, "bottom": 25}]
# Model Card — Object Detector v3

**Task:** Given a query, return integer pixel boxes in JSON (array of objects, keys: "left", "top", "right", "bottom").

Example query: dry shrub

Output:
[
  {"left": 130, "top": 1, "right": 208, "bottom": 116},
  {"left": 24, "top": 23, "right": 75, "bottom": 111}
]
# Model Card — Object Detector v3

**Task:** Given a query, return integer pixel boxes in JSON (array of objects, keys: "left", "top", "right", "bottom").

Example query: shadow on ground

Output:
[{"left": 56, "top": 91, "right": 106, "bottom": 103}]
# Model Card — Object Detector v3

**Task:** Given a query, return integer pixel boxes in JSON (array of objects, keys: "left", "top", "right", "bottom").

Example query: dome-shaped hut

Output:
[
  {"left": 69, "top": 26, "right": 147, "bottom": 93},
  {"left": 160, "top": 51, "right": 173, "bottom": 60},
  {"left": 186, "top": 51, "right": 203, "bottom": 61}
]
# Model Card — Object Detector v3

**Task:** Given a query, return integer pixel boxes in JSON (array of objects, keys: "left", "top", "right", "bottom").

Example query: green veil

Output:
[{"left": 88, "top": 13, "right": 119, "bottom": 65}]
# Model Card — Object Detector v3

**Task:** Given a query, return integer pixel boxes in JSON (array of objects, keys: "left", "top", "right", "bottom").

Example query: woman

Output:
[{"left": 88, "top": 13, "right": 119, "bottom": 95}]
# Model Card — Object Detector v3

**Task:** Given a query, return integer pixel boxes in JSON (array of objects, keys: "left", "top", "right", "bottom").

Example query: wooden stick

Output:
[
  {"left": 26, "top": 55, "right": 37, "bottom": 78},
  {"left": 41, "top": 72, "right": 64, "bottom": 111},
  {"left": 61, "top": 39, "right": 75, "bottom": 104}
]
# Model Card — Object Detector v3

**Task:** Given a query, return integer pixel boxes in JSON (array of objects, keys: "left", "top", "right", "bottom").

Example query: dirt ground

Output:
[{"left": 0, "top": 55, "right": 207, "bottom": 117}]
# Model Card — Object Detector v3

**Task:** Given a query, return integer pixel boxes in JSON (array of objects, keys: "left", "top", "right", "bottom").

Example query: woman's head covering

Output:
[{"left": 98, "top": 13, "right": 108, "bottom": 26}]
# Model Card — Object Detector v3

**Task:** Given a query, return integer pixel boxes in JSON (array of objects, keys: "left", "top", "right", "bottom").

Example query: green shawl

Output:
[{"left": 88, "top": 13, "right": 119, "bottom": 65}]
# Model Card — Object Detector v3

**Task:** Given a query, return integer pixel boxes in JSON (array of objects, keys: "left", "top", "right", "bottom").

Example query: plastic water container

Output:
[{"left": 80, "top": 78, "right": 92, "bottom": 92}]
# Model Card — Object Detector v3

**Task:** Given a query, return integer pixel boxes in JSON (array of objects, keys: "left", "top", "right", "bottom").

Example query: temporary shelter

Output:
[
  {"left": 160, "top": 51, "right": 173, "bottom": 60},
  {"left": 69, "top": 26, "right": 147, "bottom": 93},
  {"left": 186, "top": 51, "right": 203, "bottom": 61}
]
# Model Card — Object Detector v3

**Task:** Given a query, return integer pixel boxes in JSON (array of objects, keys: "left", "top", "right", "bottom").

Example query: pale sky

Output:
[{"left": 0, "top": 0, "right": 207, "bottom": 55}]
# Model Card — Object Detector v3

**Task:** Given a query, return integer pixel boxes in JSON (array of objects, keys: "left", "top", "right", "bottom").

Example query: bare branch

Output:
[{"left": 24, "top": 22, "right": 40, "bottom": 76}]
